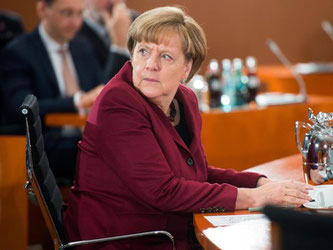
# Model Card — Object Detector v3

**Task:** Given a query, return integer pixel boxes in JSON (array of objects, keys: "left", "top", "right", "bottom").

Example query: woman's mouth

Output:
[{"left": 143, "top": 78, "right": 160, "bottom": 83}]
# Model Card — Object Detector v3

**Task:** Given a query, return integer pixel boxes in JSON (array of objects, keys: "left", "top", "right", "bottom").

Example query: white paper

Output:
[
  {"left": 203, "top": 218, "right": 271, "bottom": 250},
  {"left": 204, "top": 214, "right": 266, "bottom": 226}
]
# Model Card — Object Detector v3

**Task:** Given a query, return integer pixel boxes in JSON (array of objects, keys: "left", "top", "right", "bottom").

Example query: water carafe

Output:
[{"left": 295, "top": 108, "right": 333, "bottom": 184}]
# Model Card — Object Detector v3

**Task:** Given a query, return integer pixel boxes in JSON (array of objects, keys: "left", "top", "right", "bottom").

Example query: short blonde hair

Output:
[{"left": 127, "top": 6, "right": 207, "bottom": 82}]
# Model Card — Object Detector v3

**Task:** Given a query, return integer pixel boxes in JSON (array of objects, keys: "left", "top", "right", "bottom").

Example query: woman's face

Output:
[{"left": 131, "top": 32, "right": 192, "bottom": 105}]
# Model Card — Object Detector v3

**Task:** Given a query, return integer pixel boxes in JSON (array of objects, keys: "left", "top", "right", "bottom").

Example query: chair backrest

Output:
[
  {"left": 19, "top": 94, "right": 67, "bottom": 249},
  {"left": 264, "top": 205, "right": 333, "bottom": 250}
]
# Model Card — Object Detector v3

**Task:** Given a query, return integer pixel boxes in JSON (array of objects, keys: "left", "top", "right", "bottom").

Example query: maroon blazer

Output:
[{"left": 63, "top": 61, "right": 263, "bottom": 249}]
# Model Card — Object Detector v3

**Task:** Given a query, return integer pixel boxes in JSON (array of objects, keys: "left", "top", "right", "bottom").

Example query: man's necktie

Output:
[{"left": 58, "top": 47, "right": 80, "bottom": 96}]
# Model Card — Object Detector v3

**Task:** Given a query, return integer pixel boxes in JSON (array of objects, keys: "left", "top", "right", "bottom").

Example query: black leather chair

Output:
[
  {"left": 19, "top": 94, "right": 176, "bottom": 250},
  {"left": 264, "top": 205, "right": 333, "bottom": 250}
]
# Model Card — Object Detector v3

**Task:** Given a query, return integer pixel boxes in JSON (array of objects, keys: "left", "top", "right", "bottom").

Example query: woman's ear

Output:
[{"left": 183, "top": 59, "right": 193, "bottom": 81}]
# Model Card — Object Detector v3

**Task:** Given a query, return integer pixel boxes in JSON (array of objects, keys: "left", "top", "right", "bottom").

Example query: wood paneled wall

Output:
[
  {"left": 2, "top": 0, "right": 333, "bottom": 70},
  {"left": 126, "top": 0, "right": 333, "bottom": 69},
  {"left": 1, "top": 0, "right": 38, "bottom": 33}
]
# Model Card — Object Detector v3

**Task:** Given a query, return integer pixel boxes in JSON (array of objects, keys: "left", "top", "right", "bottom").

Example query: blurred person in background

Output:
[
  {"left": 79, "top": 0, "right": 138, "bottom": 80},
  {"left": 0, "top": 0, "right": 104, "bottom": 183},
  {"left": 0, "top": 10, "right": 24, "bottom": 50}
]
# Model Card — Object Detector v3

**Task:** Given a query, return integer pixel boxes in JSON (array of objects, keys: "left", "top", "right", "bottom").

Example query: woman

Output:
[{"left": 63, "top": 6, "right": 312, "bottom": 249}]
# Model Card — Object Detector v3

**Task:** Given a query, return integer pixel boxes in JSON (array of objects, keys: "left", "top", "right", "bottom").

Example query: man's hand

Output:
[
  {"left": 103, "top": 2, "right": 131, "bottom": 49},
  {"left": 78, "top": 84, "right": 104, "bottom": 109}
]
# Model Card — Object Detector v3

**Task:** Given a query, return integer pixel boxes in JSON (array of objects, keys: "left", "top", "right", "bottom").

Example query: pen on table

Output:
[
  {"left": 248, "top": 205, "right": 295, "bottom": 212},
  {"left": 248, "top": 207, "right": 265, "bottom": 212}
]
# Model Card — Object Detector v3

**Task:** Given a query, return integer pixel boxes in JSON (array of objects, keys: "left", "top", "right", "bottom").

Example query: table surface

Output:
[{"left": 193, "top": 154, "right": 330, "bottom": 250}]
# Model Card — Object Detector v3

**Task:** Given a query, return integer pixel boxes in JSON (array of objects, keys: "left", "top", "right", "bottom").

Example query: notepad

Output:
[
  {"left": 204, "top": 214, "right": 266, "bottom": 226},
  {"left": 203, "top": 217, "right": 271, "bottom": 250}
]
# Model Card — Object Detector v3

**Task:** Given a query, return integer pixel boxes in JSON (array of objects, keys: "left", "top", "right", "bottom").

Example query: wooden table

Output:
[
  {"left": 45, "top": 113, "right": 87, "bottom": 128},
  {"left": 201, "top": 95, "right": 333, "bottom": 171},
  {"left": 258, "top": 64, "right": 333, "bottom": 96},
  {"left": 46, "top": 95, "right": 333, "bottom": 171},
  {"left": 193, "top": 154, "right": 333, "bottom": 250}
]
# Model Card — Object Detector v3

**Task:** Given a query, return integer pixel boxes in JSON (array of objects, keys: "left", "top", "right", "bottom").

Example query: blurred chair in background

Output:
[{"left": 0, "top": 10, "right": 24, "bottom": 51}]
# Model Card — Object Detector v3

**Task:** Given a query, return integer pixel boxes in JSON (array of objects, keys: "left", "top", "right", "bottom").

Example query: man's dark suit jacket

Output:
[
  {"left": 78, "top": 10, "right": 138, "bottom": 81},
  {"left": 78, "top": 21, "right": 128, "bottom": 80},
  {"left": 0, "top": 27, "right": 103, "bottom": 180},
  {"left": 0, "top": 27, "right": 103, "bottom": 127}
]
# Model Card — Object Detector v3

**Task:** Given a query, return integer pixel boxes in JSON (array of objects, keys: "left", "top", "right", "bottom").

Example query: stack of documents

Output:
[{"left": 203, "top": 214, "right": 271, "bottom": 250}]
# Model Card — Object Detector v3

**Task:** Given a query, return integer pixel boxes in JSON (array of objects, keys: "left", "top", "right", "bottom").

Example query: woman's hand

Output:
[{"left": 235, "top": 179, "right": 313, "bottom": 210}]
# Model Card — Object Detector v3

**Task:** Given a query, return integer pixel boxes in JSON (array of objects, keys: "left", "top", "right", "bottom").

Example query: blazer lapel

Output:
[
  {"left": 70, "top": 38, "right": 97, "bottom": 90},
  {"left": 120, "top": 62, "right": 199, "bottom": 154},
  {"left": 30, "top": 29, "right": 60, "bottom": 95},
  {"left": 155, "top": 87, "right": 199, "bottom": 154},
  {"left": 139, "top": 92, "right": 189, "bottom": 152},
  {"left": 175, "top": 86, "right": 201, "bottom": 153},
  {"left": 69, "top": 40, "right": 84, "bottom": 89}
]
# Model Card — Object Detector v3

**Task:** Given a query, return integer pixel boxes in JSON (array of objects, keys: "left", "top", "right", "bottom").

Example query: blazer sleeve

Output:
[
  {"left": 95, "top": 86, "right": 253, "bottom": 212},
  {"left": 206, "top": 165, "right": 264, "bottom": 188}
]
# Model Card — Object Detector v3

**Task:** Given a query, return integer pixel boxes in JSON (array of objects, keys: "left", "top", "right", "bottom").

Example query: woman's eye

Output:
[
  {"left": 139, "top": 48, "right": 147, "bottom": 55},
  {"left": 162, "top": 54, "right": 172, "bottom": 60}
]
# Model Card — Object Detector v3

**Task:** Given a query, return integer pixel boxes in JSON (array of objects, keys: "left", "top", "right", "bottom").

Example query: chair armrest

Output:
[{"left": 59, "top": 230, "right": 175, "bottom": 250}]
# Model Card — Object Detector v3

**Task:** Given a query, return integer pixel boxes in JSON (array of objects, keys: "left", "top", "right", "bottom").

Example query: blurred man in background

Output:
[
  {"left": 79, "top": 0, "right": 138, "bottom": 80},
  {"left": 0, "top": 0, "right": 104, "bottom": 183}
]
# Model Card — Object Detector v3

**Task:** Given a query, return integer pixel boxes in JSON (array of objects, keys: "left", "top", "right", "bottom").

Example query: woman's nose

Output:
[{"left": 145, "top": 55, "right": 160, "bottom": 71}]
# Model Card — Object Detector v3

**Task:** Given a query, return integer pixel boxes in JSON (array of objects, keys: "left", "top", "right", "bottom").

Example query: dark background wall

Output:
[{"left": 2, "top": 0, "right": 333, "bottom": 72}]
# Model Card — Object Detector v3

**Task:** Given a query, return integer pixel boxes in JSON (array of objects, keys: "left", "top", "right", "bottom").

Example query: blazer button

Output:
[
  {"left": 212, "top": 207, "right": 219, "bottom": 212},
  {"left": 199, "top": 208, "right": 206, "bottom": 213},
  {"left": 219, "top": 207, "right": 225, "bottom": 212},
  {"left": 186, "top": 157, "right": 194, "bottom": 166}
]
